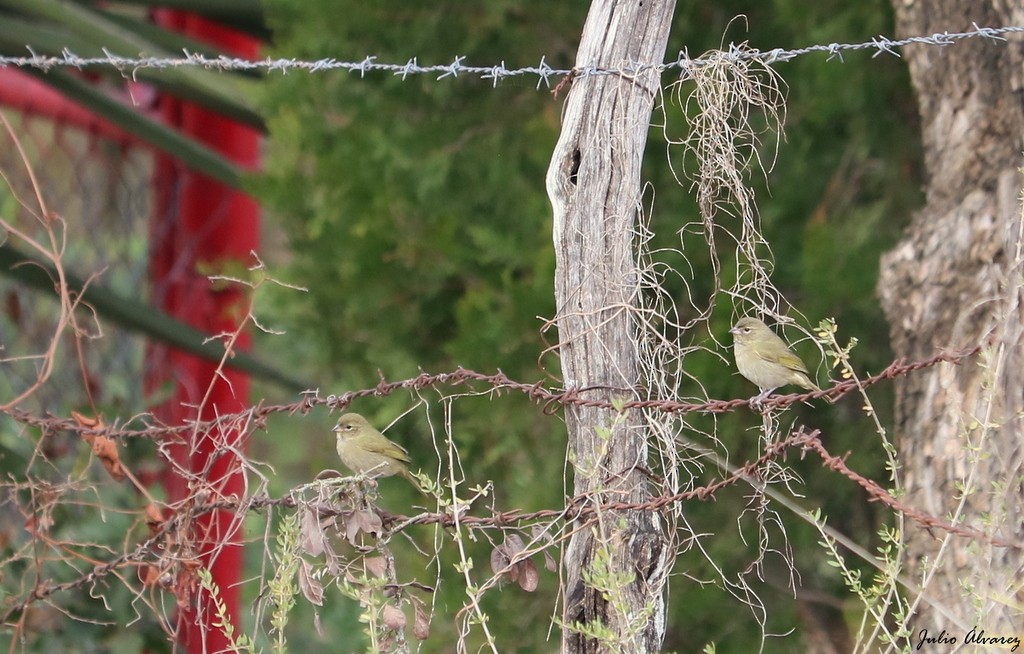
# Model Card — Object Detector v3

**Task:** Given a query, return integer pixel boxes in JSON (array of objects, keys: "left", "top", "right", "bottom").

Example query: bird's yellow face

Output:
[
  {"left": 730, "top": 317, "right": 770, "bottom": 345},
  {"left": 334, "top": 414, "right": 369, "bottom": 440}
]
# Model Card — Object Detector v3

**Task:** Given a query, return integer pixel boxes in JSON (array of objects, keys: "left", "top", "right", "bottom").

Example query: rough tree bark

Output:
[
  {"left": 879, "top": 0, "right": 1024, "bottom": 636},
  {"left": 546, "top": 2, "right": 676, "bottom": 653}
]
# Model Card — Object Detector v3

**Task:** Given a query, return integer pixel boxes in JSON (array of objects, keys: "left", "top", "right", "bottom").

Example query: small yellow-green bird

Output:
[
  {"left": 334, "top": 413, "right": 424, "bottom": 492},
  {"left": 730, "top": 317, "right": 820, "bottom": 402}
]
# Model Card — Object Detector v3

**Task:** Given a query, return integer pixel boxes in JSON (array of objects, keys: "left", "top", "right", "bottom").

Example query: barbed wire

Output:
[
  {"left": 0, "top": 336, "right": 990, "bottom": 631},
  {"left": 2, "top": 19, "right": 1017, "bottom": 645},
  {"left": 1, "top": 343, "right": 981, "bottom": 442},
  {"left": 2, "top": 422, "right": 1011, "bottom": 627},
  {"left": 0, "top": 24, "right": 1020, "bottom": 87}
]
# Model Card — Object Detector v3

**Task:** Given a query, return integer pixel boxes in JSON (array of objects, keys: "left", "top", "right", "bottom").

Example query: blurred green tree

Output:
[{"left": 255, "top": 1, "right": 922, "bottom": 652}]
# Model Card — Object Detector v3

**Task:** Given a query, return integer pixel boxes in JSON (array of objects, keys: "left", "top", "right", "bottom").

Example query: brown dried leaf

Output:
[
  {"left": 345, "top": 509, "right": 383, "bottom": 545},
  {"left": 89, "top": 434, "right": 126, "bottom": 481},
  {"left": 145, "top": 504, "right": 164, "bottom": 534},
  {"left": 381, "top": 604, "right": 406, "bottom": 630},
  {"left": 355, "top": 509, "right": 383, "bottom": 537},
  {"left": 364, "top": 556, "right": 388, "bottom": 579},
  {"left": 72, "top": 414, "right": 125, "bottom": 480},
  {"left": 315, "top": 468, "right": 343, "bottom": 481},
  {"left": 325, "top": 552, "right": 342, "bottom": 578},
  {"left": 516, "top": 559, "right": 539, "bottom": 593},
  {"left": 530, "top": 523, "right": 553, "bottom": 545},
  {"left": 174, "top": 564, "right": 200, "bottom": 610},
  {"left": 543, "top": 550, "right": 557, "bottom": 573},
  {"left": 297, "top": 559, "right": 324, "bottom": 606},
  {"left": 299, "top": 508, "right": 326, "bottom": 556},
  {"left": 489, "top": 543, "right": 510, "bottom": 576},
  {"left": 504, "top": 533, "right": 526, "bottom": 557},
  {"left": 319, "top": 514, "right": 338, "bottom": 531},
  {"left": 413, "top": 601, "right": 430, "bottom": 640},
  {"left": 71, "top": 411, "right": 100, "bottom": 428},
  {"left": 344, "top": 513, "right": 361, "bottom": 546}
]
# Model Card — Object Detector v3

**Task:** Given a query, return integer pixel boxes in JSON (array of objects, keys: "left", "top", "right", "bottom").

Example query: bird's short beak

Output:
[{"left": 729, "top": 327, "right": 739, "bottom": 335}]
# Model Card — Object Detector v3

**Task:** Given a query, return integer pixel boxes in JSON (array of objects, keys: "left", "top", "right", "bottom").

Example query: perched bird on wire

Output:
[
  {"left": 730, "top": 317, "right": 820, "bottom": 403},
  {"left": 333, "top": 413, "right": 424, "bottom": 493}
]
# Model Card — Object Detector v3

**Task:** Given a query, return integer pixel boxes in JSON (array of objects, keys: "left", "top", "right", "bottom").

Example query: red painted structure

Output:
[
  {"left": 0, "top": 12, "right": 259, "bottom": 650},
  {"left": 150, "top": 11, "right": 260, "bottom": 652}
]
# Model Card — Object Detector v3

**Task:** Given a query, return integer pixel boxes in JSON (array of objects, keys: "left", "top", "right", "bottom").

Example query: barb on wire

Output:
[
  {"left": 374, "top": 424, "right": 1011, "bottom": 548},
  {"left": 0, "top": 24, "right": 1021, "bottom": 84},
  {"left": 0, "top": 343, "right": 981, "bottom": 441},
  {"left": 5, "top": 421, "right": 1010, "bottom": 627},
  {"left": 795, "top": 430, "right": 1016, "bottom": 549}
]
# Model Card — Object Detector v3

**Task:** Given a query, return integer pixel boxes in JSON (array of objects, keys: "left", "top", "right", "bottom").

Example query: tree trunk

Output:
[
  {"left": 879, "top": 0, "right": 1024, "bottom": 636},
  {"left": 546, "top": 2, "right": 676, "bottom": 653}
]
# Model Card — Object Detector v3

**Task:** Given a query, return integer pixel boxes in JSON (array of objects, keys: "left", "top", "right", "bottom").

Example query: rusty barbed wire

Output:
[
  {"left": 0, "top": 337, "right": 987, "bottom": 631},
  {"left": 0, "top": 342, "right": 983, "bottom": 442},
  {"left": 4, "top": 418, "right": 1011, "bottom": 627},
  {"left": 797, "top": 432, "right": 1015, "bottom": 548},
  {"left": 0, "top": 19, "right": 1016, "bottom": 649}
]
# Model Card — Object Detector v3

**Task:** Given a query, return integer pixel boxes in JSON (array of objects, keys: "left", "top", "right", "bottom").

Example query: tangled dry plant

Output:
[
  {"left": 0, "top": 342, "right": 996, "bottom": 652},
  {"left": 645, "top": 41, "right": 808, "bottom": 638},
  {"left": 0, "top": 43, "right": 1016, "bottom": 654},
  {"left": 0, "top": 114, "right": 102, "bottom": 412}
]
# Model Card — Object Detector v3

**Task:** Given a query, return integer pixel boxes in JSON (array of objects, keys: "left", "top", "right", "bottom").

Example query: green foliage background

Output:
[{"left": 253, "top": 0, "right": 922, "bottom": 652}]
